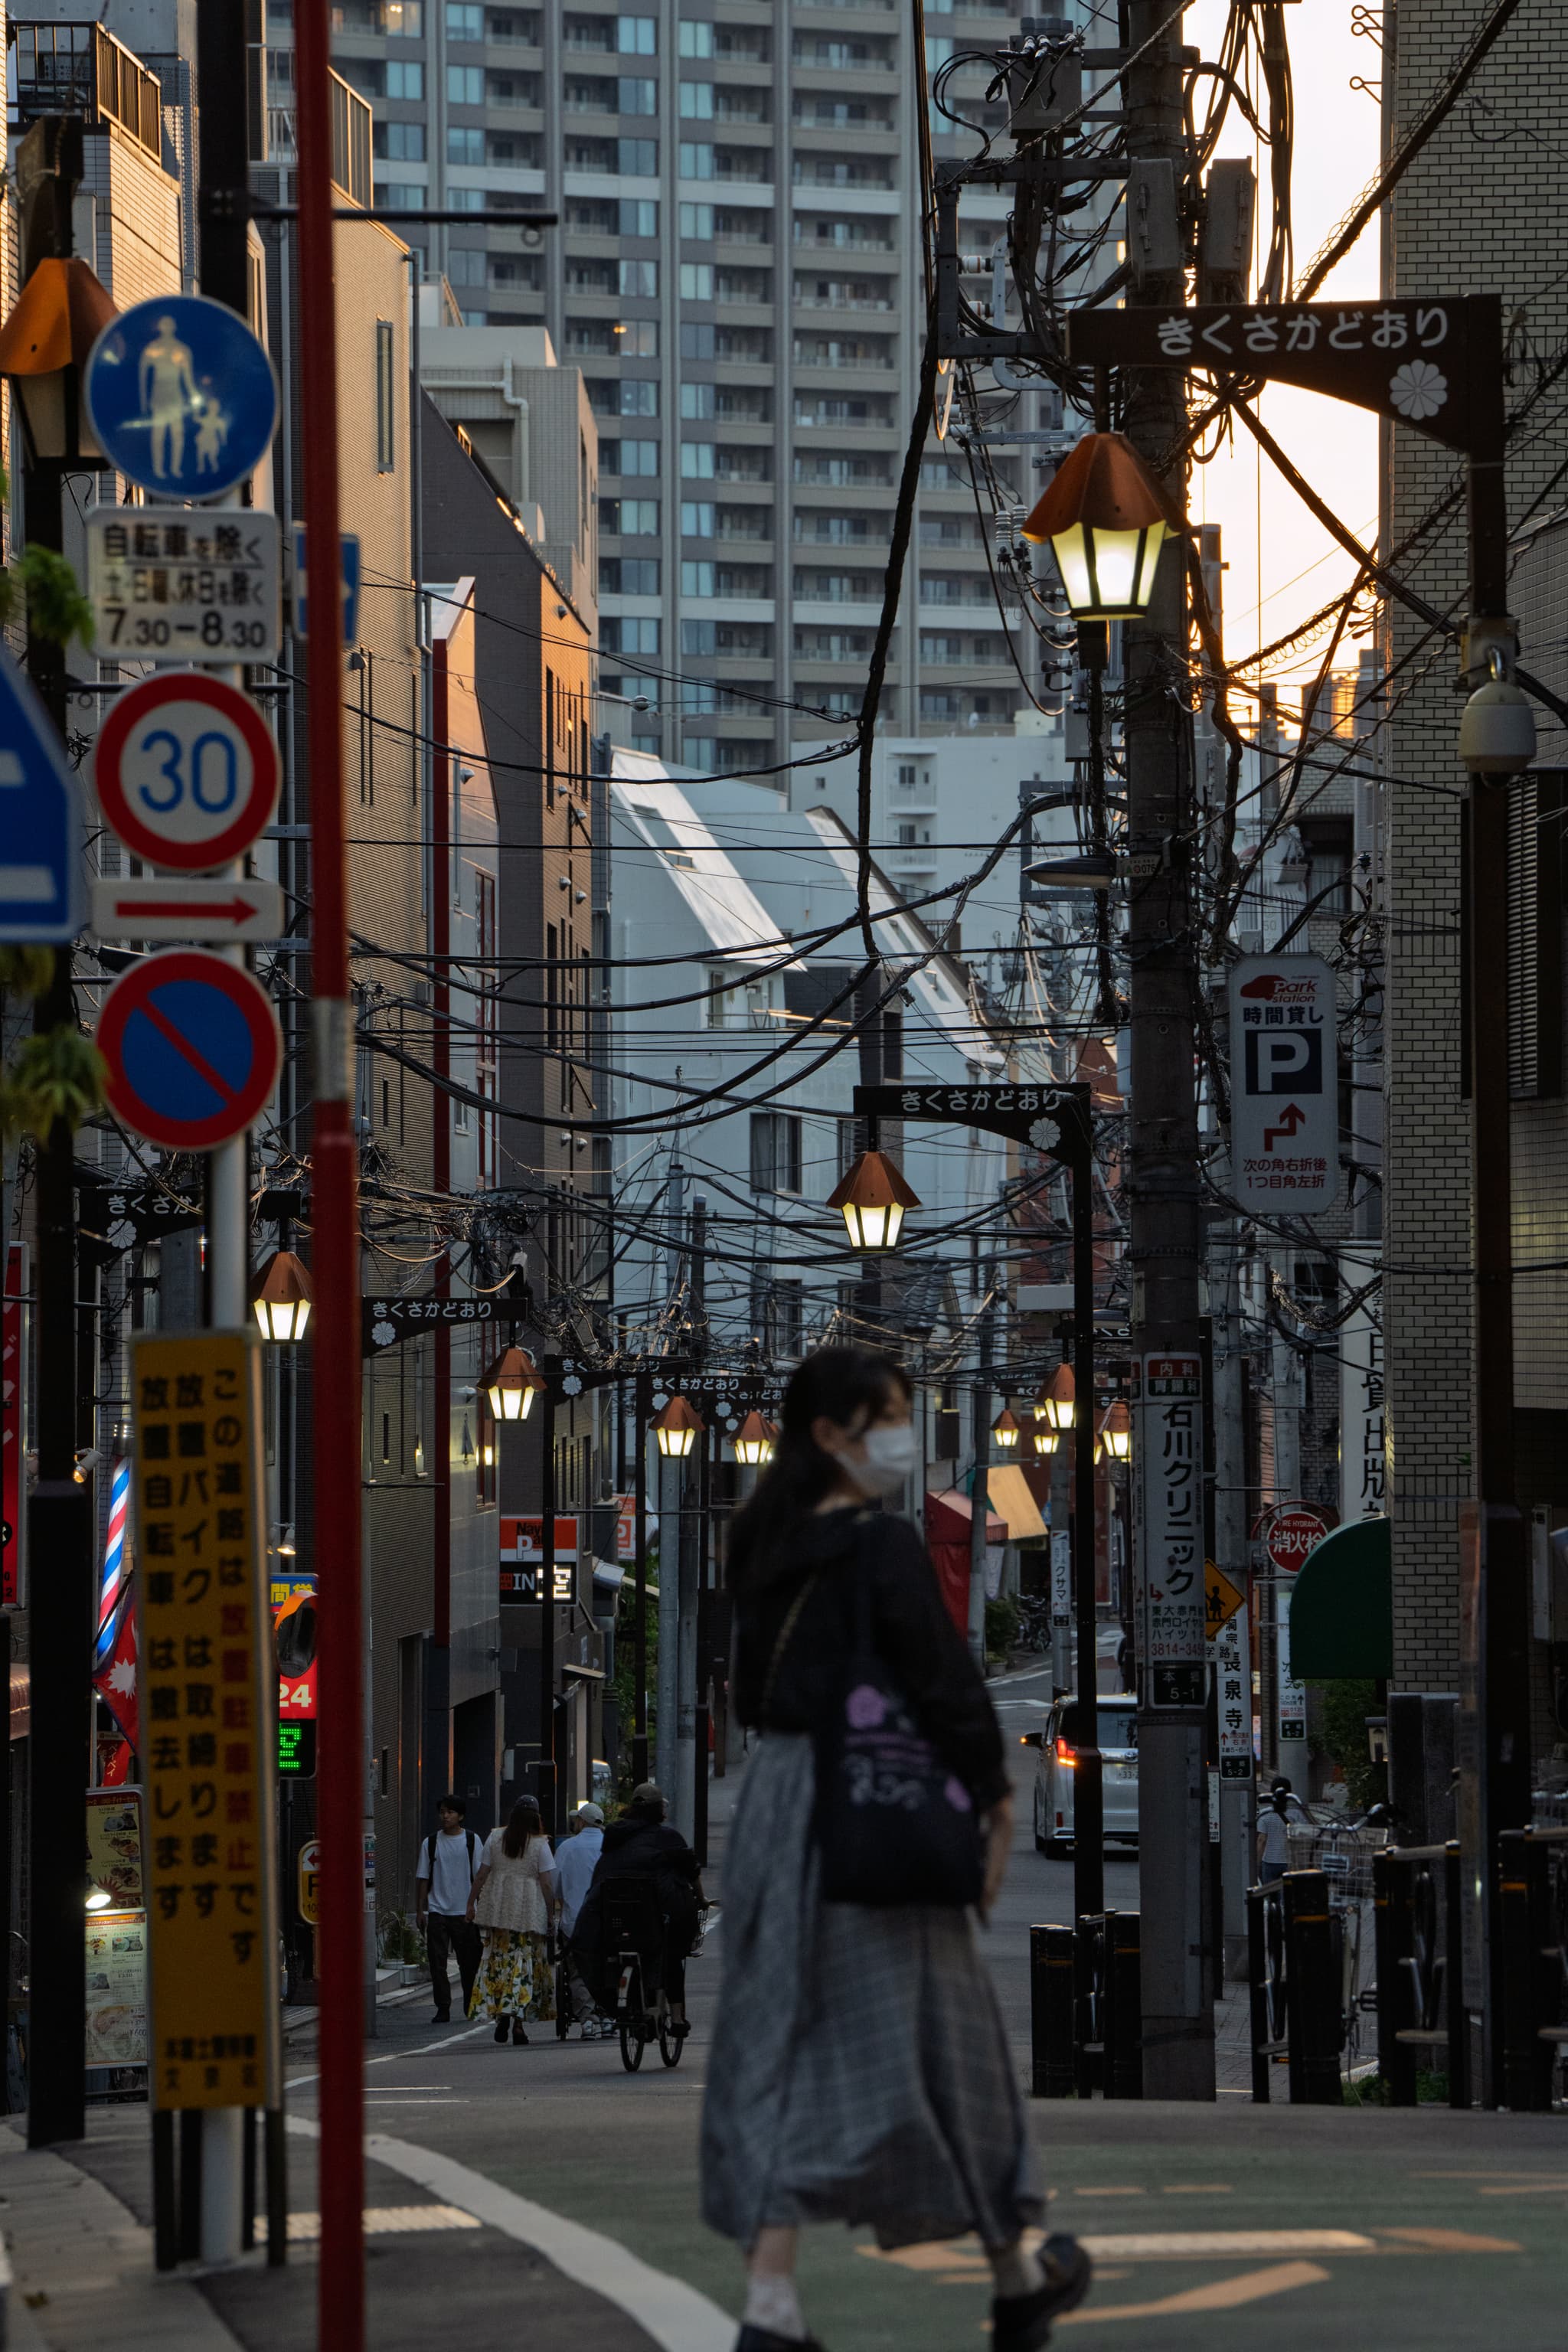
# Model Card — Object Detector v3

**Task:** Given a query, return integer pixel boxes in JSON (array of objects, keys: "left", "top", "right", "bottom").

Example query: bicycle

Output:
[{"left": 603, "top": 1881, "right": 685, "bottom": 2073}]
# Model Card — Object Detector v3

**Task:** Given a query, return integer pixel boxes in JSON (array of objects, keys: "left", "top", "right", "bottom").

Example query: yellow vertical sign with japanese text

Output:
[{"left": 132, "top": 1330, "right": 279, "bottom": 2112}]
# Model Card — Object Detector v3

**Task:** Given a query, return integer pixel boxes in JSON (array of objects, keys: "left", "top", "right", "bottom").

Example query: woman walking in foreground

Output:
[{"left": 701, "top": 1344, "right": 1090, "bottom": 2352}]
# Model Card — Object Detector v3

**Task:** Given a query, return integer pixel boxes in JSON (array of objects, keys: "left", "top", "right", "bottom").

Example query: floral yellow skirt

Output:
[{"left": 468, "top": 1927, "right": 554, "bottom": 2022}]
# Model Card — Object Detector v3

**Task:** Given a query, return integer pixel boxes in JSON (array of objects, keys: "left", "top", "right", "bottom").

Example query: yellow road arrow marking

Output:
[{"left": 1056, "top": 2258, "right": 1330, "bottom": 2324}]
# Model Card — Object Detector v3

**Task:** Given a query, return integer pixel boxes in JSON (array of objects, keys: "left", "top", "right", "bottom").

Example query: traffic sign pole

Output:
[{"left": 297, "top": 2, "right": 366, "bottom": 2338}]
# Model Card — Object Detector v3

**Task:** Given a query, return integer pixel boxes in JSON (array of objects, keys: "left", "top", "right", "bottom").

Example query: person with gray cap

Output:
[{"left": 554, "top": 1801, "right": 608, "bottom": 2037}]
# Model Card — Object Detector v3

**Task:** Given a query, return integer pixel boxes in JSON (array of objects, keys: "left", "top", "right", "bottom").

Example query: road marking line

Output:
[
  {"left": 1377, "top": 2227, "right": 1521, "bottom": 2253},
  {"left": 285, "top": 2116, "right": 734, "bottom": 2352},
  {"left": 286, "top": 2020, "right": 488, "bottom": 2090},
  {"left": 288, "top": 2204, "right": 481, "bottom": 2239},
  {"left": 1057, "top": 2258, "right": 1331, "bottom": 2323},
  {"left": 1076, "top": 2231, "right": 1371, "bottom": 2259}
]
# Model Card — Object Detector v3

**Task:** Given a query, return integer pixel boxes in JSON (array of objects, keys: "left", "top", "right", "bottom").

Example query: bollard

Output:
[
  {"left": 1498, "top": 1832, "right": 1555, "bottom": 2112},
  {"left": 1246, "top": 1885, "right": 1272, "bottom": 2104},
  {"left": 1030, "top": 1924, "right": 1076, "bottom": 2098},
  {"left": 1073, "top": 1914, "right": 1101, "bottom": 2099},
  {"left": 1373, "top": 1847, "right": 1418, "bottom": 2105},
  {"left": 1102, "top": 1910, "right": 1142, "bottom": 2099},
  {"left": 1444, "top": 1841, "right": 1471, "bottom": 2109},
  {"left": 1282, "top": 1868, "right": 1342, "bottom": 2104}
]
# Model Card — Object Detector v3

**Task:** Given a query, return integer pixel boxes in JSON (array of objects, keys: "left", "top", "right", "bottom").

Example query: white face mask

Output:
[{"left": 844, "top": 1420, "right": 916, "bottom": 1499}]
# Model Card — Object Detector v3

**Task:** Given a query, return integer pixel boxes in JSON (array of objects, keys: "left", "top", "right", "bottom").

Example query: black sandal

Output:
[
  {"left": 991, "top": 2237, "right": 1093, "bottom": 2351},
  {"left": 493, "top": 2017, "right": 510, "bottom": 2043},
  {"left": 512, "top": 2018, "right": 529, "bottom": 2044}
]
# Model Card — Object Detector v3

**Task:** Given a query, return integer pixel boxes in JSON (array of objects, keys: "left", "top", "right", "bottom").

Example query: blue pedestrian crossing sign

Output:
[
  {"left": 0, "top": 643, "right": 85, "bottom": 942},
  {"left": 84, "top": 295, "right": 279, "bottom": 501}
]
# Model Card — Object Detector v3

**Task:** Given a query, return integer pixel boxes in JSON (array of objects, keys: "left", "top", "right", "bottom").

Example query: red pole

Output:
[{"left": 296, "top": 5, "right": 364, "bottom": 2341}]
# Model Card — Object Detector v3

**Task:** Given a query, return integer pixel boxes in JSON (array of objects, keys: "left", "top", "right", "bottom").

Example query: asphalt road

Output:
[{"left": 61, "top": 1664, "right": 1568, "bottom": 2350}]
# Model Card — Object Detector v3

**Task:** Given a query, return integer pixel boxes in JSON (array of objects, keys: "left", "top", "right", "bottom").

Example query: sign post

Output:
[{"left": 131, "top": 1331, "right": 280, "bottom": 2251}]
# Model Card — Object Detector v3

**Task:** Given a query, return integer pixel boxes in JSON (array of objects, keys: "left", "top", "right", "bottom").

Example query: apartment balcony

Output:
[
  {"left": 790, "top": 43, "right": 897, "bottom": 70},
  {"left": 790, "top": 160, "right": 897, "bottom": 191},
  {"left": 792, "top": 288, "right": 897, "bottom": 314}
]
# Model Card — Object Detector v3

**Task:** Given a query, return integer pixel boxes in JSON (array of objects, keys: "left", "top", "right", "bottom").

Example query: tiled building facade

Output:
[{"left": 1383, "top": 0, "right": 1568, "bottom": 1740}]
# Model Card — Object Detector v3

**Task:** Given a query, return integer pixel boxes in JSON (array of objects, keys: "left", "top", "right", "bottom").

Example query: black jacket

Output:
[
  {"left": 730, "top": 1505, "right": 1008, "bottom": 1810},
  {"left": 590, "top": 1816, "right": 701, "bottom": 1893}
]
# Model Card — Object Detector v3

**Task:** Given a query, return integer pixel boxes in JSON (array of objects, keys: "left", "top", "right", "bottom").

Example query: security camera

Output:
[{"left": 555, "top": 603, "right": 567, "bottom": 619}]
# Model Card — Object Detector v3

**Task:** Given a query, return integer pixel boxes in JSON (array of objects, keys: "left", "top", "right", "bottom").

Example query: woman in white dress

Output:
[{"left": 466, "top": 1796, "right": 558, "bottom": 2043}]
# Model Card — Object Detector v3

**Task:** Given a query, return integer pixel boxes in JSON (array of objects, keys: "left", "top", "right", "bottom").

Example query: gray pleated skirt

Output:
[{"left": 700, "top": 1732, "right": 1044, "bottom": 2253}]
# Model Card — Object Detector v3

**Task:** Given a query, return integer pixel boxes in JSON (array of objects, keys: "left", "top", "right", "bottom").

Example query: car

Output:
[{"left": 1023, "top": 1695, "right": 1139, "bottom": 1854}]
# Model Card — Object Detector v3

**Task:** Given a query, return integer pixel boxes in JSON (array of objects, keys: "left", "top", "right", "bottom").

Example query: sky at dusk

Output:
[{"left": 1182, "top": 0, "right": 1383, "bottom": 701}]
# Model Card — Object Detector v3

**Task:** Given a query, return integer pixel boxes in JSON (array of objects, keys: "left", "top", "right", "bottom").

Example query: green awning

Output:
[{"left": 1289, "top": 1515, "right": 1392, "bottom": 1680}]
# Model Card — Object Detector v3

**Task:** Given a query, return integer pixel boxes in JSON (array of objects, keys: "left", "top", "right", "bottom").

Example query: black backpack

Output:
[{"left": 423, "top": 1826, "right": 478, "bottom": 1900}]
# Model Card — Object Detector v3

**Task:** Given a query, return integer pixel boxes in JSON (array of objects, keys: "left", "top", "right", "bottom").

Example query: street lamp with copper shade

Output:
[
  {"left": 482, "top": 1344, "right": 544, "bottom": 1423},
  {"left": 1021, "top": 431, "right": 1174, "bottom": 621},
  {"left": 991, "top": 1407, "right": 1021, "bottom": 1452},
  {"left": 252, "top": 1248, "right": 313, "bottom": 1343},
  {"left": 1035, "top": 1362, "right": 1076, "bottom": 1432},
  {"left": 827, "top": 1147, "right": 920, "bottom": 1252},
  {"left": 1099, "top": 1399, "right": 1132, "bottom": 1463},
  {"left": 733, "top": 1408, "right": 772, "bottom": 1467},
  {"left": 652, "top": 1394, "right": 704, "bottom": 1459}
]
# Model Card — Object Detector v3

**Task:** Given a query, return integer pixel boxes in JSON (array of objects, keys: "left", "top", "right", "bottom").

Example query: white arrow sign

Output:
[{"left": 90, "top": 877, "right": 284, "bottom": 943}]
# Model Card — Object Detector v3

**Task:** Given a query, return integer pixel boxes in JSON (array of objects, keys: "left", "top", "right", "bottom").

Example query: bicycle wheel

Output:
[
  {"left": 658, "top": 2009, "right": 684, "bottom": 2069},
  {"left": 618, "top": 1959, "right": 645, "bottom": 2072}
]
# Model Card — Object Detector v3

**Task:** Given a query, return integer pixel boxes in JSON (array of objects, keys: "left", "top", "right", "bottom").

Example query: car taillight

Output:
[{"left": 1054, "top": 1737, "right": 1076, "bottom": 1766}]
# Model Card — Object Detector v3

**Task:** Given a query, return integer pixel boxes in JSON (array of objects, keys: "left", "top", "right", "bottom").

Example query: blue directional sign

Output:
[
  {"left": 84, "top": 295, "right": 279, "bottom": 501},
  {"left": 0, "top": 644, "right": 85, "bottom": 943},
  {"left": 292, "top": 526, "right": 362, "bottom": 646}
]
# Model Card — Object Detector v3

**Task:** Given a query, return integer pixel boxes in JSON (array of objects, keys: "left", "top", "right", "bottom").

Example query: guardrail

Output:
[{"left": 1030, "top": 1911, "right": 1142, "bottom": 2100}]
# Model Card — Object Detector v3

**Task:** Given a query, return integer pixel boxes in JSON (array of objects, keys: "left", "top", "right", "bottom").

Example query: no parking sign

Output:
[{"left": 98, "top": 950, "right": 280, "bottom": 1152}]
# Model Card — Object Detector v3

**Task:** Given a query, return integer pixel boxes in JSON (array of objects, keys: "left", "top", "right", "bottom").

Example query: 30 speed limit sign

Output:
[{"left": 93, "top": 671, "right": 279, "bottom": 871}]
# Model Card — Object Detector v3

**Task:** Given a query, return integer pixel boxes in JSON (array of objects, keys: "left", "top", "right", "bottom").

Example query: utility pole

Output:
[
  {"left": 674, "top": 1197, "right": 706, "bottom": 1839},
  {"left": 1121, "top": 0, "right": 1214, "bottom": 2099},
  {"left": 19, "top": 117, "right": 92, "bottom": 2150},
  {"left": 967, "top": 1279, "right": 993, "bottom": 1670}
]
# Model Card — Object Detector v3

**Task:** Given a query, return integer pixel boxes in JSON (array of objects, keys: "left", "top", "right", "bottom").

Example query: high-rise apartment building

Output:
[{"left": 266, "top": 0, "right": 1050, "bottom": 772}]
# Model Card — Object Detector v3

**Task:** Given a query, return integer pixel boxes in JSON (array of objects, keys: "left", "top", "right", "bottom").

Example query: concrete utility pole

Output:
[{"left": 1122, "top": 0, "right": 1215, "bottom": 2099}]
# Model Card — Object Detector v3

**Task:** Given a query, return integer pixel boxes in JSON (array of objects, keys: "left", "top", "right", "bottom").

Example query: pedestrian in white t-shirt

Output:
[{"left": 416, "top": 1795, "right": 483, "bottom": 2023}]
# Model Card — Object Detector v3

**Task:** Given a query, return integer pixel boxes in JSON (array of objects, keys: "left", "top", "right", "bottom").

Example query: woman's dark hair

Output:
[
  {"left": 726, "top": 1344, "right": 911, "bottom": 1599},
  {"left": 502, "top": 1796, "right": 544, "bottom": 1858}
]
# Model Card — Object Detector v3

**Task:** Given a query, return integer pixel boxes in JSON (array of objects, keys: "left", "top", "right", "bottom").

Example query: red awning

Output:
[{"left": 925, "top": 1487, "right": 1007, "bottom": 1547}]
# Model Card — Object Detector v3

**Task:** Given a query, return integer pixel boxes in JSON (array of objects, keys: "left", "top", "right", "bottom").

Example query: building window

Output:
[
  {"left": 617, "top": 136, "right": 658, "bottom": 174},
  {"left": 447, "top": 124, "right": 483, "bottom": 163},
  {"left": 446, "top": 0, "right": 482, "bottom": 32},
  {"left": 616, "top": 12, "right": 656, "bottom": 51},
  {"left": 600, "top": 556, "right": 661, "bottom": 595},
  {"left": 619, "top": 257, "right": 658, "bottom": 296},
  {"left": 679, "top": 261, "right": 714, "bottom": 301},
  {"left": 618, "top": 74, "right": 657, "bottom": 113},
  {"left": 681, "top": 500, "right": 715, "bottom": 537},
  {"left": 603, "top": 614, "right": 661, "bottom": 655},
  {"left": 619, "top": 198, "right": 658, "bottom": 235},
  {"left": 374, "top": 119, "right": 426, "bottom": 159},
  {"left": 374, "top": 319, "right": 395, "bottom": 471},
  {"left": 679, "top": 201, "right": 714, "bottom": 238},
  {"left": 446, "top": 247, "right": 486, "bottom": 286},
  {"left": 678, "top": 79, "right": 714, "bottom": 116},
  {"left": 602, "top": 436, "right": 659, "bottom": 476},
  {"left": 681, "top": 560, "right": 716, "bottom": 597},
  {"left": 600, "top": 496, "right": 659, "bottom": 535},
  {"left": 681, "top": 322, "right": 716, "bottom": 359},
  {"left": 680, "top": 441, "right": 716, "bottom": 478},
  {"left": 447, "top": 62, "right": 483, "bottom": 103},
  {"left": 750, "top": 1112, "right": 802, "bottom": 1196},
  {"left": 678, "top": 19, "right": 713, "bottom": 56},
  {"left": 678, "top": 141, "right": 714, "bottom": 179},
  {"left": 386, "top": 58, "right": 423, "bottom": 97}
]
